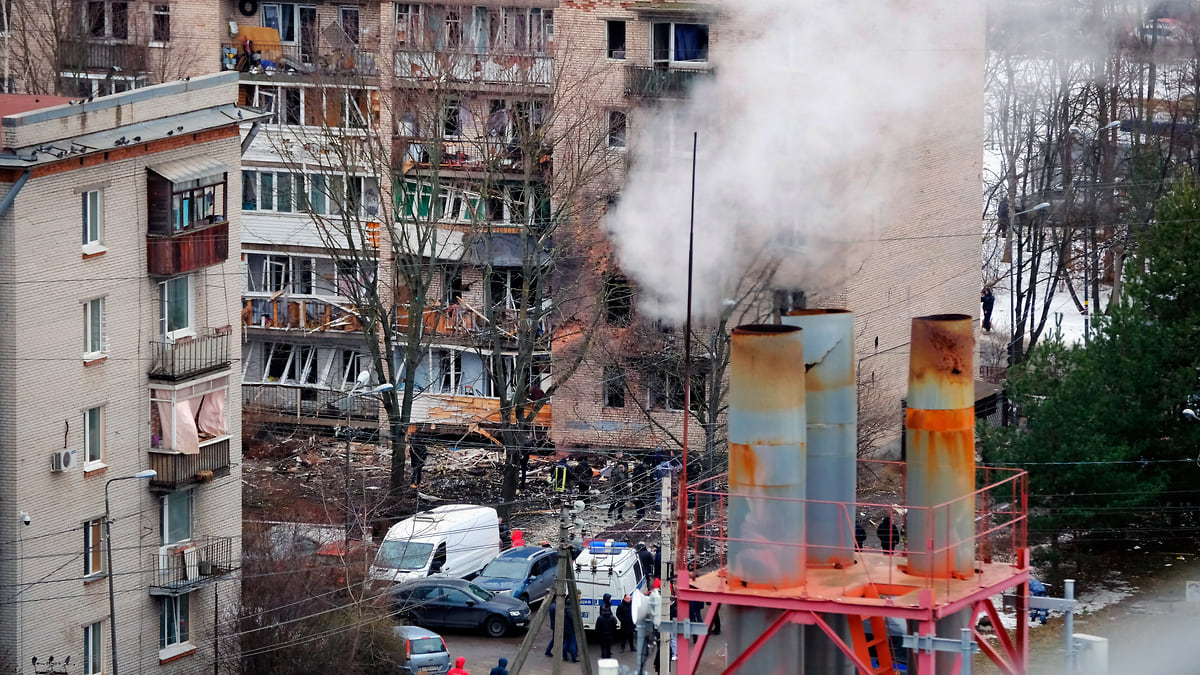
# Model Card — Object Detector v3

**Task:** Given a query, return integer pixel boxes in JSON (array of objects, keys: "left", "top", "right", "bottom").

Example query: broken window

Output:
[
  {"left": 152, "top": 4, "right": 170, "bottom": 42},
  {"left": 649, "top": 371, "right": 684, "bottom": 411},
  {"left": 489, "top": 268, "right": 524, "bottom": 310},
  {"left": 150, "top": 377, "right": 230, "bottom": 456},
  {"left": 86, "top": 1, "right": 128, "bottom": 40},
  {"left": 603, "top": 274, "right": 633, "bottom": 326},
  {"left": 443, "top": 99, "right": 461, "bottom": 137},
  {"left": 603, "top": 366, "right": 626, "bottom": 408},
  {"left": 339, "top": 6, "right": 359, "bottom": 44},
  {"left": 396, "top": 3, "right": 423, "bottom": 47},
  {"left": 608, "top": 110, "right": 627, "bottom": 149},
  {"left": 607, "top": 20, "right": 626, "bottom": 59},
  {"left": 437, "top": 349, "right": 463, "bottom": 394},
  {"left": 444, "top": 267, "right": 465, "bottom": 305},
  {"left": 444, "top": 8, "right": 462, "bottom": 49}
]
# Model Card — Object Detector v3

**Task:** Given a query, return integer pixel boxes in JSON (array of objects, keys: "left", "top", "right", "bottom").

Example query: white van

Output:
[
  {"left": 370, "top": 504, "right": 500, "bottom": 585},
  {"left": 574, "top": 541, "right": 648, "bottom": 629}
]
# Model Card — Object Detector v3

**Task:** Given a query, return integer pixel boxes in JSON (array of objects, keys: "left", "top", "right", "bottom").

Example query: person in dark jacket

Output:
[
  {"left": 409, "top": 434, "right": 427, "bottom": 487},
  {"left": 489, "top": 658, "right": 508, "bottom": 675},
  {"left": 544, "top": 600, "right": 558, "bottom": 657},
  {"left": 596, "top": 593, "right": 618, "bottom": 658},
  {"left": 855, "top": 520, "right": 867, "bottom": 549},
  {"left": 616, "top": 593, "right": 636, "bottom": 653},
  {"left": 878, "top": 515, "right": 902, "bottom": 553},
  {"left": 563, "top": 599, "right": 579, "bottom": 662},
  {"left": 636, "top": 542, "right": 655, "bottom": 584},
  {"left": 981, "top": 287, "right": 996, "bottom": 332}
]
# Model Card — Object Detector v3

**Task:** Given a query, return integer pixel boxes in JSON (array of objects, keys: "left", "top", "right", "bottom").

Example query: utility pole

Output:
[{"left": 509, "top": 467, "right": 592, "bottom": 675}]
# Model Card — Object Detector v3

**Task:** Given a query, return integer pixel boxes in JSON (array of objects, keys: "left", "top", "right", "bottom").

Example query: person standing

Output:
[
  {"left": 608, "top": 461, "right": 630, "bottom": 520},
  {"left": 409, "top": 433, "right": 427, "bottom": 487},
  {"left": 596, "top": 593, "right": 618, "bottom": 658},
  {"left": 981, "top": 287, "right": 995, "bottom": 332},
  {"left": 563, "top": 598, "right": 580, "bottom": 663},
  {"left": 448, "top": 657, "right": 470, "bottom": 675},
  {"left": 636, "top": 542, "right": 655, "bottom": 585},
  {"left": 617, "top": 593, "right": 636, "bottom": 653},
  {"left": 488, "top": 658, "right": 508, "bottom": 675},
  {"left": 878, "top": 515, "right": 902, "bottom": 553}
]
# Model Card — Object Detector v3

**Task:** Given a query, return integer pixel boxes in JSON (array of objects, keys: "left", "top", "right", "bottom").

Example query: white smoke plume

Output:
[{"left": 608, "top": 0, "right": 977, "bottom": 322}]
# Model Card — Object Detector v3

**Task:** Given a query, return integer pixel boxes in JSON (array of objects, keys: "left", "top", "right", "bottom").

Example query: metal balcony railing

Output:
[
  {"left": 147, "top": 438, "right": 232, "bottom": 491},
  {"left": 624, "top": 65, "right": 712, "bottom": 98},
  {"left": 61, "top": 39, "right": 149, "bottom": 72},
  {"left": 394, "top": 50, "right": 553, "bottom": 86},
  {"left": 242, "top": 384, "right": 380, "bottom": 422},
  {"left": 148, "top": 536, "right": 235, "bottom": 596},
  {"left": 148, "top": 327, "right": 233, "bottom": 381},
  {"left": 243, "top": 296, "right": 361, "bottom": 332}
]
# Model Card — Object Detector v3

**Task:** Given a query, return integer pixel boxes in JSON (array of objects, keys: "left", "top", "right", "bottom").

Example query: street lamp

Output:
[
  {"left": 105, "top": 469, "right": 157, "bottom": 675},
  {"left": 341, "top": 379, "right": 393, "bottom": 548}
]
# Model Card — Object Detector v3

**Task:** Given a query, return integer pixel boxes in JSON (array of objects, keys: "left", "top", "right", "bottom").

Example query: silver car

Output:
[{"left": 393, "top": 625, "right": 450, "bottom": 675}]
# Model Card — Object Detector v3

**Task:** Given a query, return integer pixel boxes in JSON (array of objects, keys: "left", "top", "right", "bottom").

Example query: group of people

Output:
[{"left": 854, "top": 514, "right": 904, "bottom": 552}]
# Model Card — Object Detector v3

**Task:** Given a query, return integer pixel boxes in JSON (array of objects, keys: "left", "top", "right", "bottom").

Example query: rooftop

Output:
[{"left": 0, "top": 95, "right": 75, "bottom": 119}]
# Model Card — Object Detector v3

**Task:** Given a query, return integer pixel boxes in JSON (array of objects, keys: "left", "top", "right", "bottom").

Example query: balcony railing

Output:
[
  {"left": 148, "top": 536, "right": 236, "bottom": 596},
  {"left": 243, "top": 296, "right": 361, "bottom": 332},
  {"left": 61, "top": 39, "right": 149, "bottom": 72},
  {"left": 394, "top": 50, "right": 553, "bottom": 86},
  {"left": 148, "top": 438, "right": 232, "bottom": 492},
  {"left": 393, "top": 302, "right": 552, "bottom": 347},
  {"left": 149, "top": 326, "right": 233, "bottom": 381},
  {"left": 624, "top": 65, "right": 713, "bottom": 98},
  {"left": 243, "top": 384, "right": 380, "bottom": 422},
  {"left": 222, "top": 41, "right": 379, "bottom": 76},
  {"left": 147, "top": 220, "right": 229, "bottom": 276}
]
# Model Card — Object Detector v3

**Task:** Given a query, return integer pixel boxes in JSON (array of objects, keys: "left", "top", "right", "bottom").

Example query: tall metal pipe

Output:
[
  {"left": 905, "top": 314, "right": 976, "bottom": 674},
  {"left": 905, "top": 314, "right": 975, "bottom": 578},
  {"left": 727, "top": 324, "right": 806, "bottom": 674},
  {"left": 783, "top": 310, "right": 856, "bottom": 675}
]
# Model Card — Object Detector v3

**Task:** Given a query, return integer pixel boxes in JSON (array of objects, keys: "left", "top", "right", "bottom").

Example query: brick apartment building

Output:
[{"left": 0, "top": 73, "right": 244, "bottom": 675}]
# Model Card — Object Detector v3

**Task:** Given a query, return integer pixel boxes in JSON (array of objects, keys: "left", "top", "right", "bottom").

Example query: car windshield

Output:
[
  {"left": 467, "top": 583, "right": 495, "bottom": 601},
  {"left": 410, "top": 637, "right": 445, "bottom": 655},
  {"left": 480, "top": 559, "right": 529, "bottom": 580},
  {"left": 375, "top": 541, "right": 434, "bottom": 570}
]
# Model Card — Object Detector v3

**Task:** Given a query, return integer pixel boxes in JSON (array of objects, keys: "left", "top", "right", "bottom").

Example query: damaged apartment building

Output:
[{"left": 2, "top": 0, "right": 984, "bottom": 461}]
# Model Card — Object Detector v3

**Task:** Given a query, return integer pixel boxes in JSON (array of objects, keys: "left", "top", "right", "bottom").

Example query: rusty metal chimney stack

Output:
[
  {"left": 726, "top": 324, "right": 806, "bottom": 673},
  {"left": 783, "top": 309, "right": 856, "bottom": 674},
  {"left": 905, "top": 314, "right": 976, "bottom": 673}
]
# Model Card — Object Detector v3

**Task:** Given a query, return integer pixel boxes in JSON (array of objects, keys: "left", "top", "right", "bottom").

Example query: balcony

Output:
[
  {"left": 243, "top": 296, "right": 361, "bottom": 332},
  {"left": 149, "top": 327, "right": 233, "bottom": 382},
  {"left": 61, "top": 39, "right": 149, "bottom": 72},
  {"left": 625, "top": 65, "right": 713, "bottom": 98},
  {"left": 222, "top": 41, "right": 379, "bottom": 77},
  {"left": 147, "top": 220, "right": 229, "bottom": 276},
  {"left": 394, "top": 50, "right": 553, "bottom": 87},
  {"left": 393, "top": 300, "right": 553, "bottom": 348},
  {"left": 147, "top": 438, "right": 232, "bottom": 492},
  {"left": 148, "top": 536, "right": 236, "bottom": 596},
  {"left": 242, "top": 384, "right": 380, "bottom": 425}
]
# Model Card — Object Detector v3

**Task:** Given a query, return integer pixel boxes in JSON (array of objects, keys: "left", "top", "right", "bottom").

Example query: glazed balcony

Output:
[
  {"left": 147, "top": 219, "right": 229, "bottom": 276},
  {"left": 148, "top": 326, "right": 233, "bottom": 382}
]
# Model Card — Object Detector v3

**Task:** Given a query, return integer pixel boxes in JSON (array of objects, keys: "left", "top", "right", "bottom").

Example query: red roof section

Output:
[{"left": 0, "top": 94, "right": 75, "bottom": 119}]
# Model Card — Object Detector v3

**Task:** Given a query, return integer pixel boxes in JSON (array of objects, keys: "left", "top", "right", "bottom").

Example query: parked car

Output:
[
  {"left": 472, "top": 546, "right": 558, "bottom": 604},
  {"left": 371, "top": 505, "right": 501, "bottom": 585},
  {"left": 389, "top": 577, "right": 531, "bottom": 638},
  {"left": 392, "top": 625, "right": 451, "bottom": 675}
]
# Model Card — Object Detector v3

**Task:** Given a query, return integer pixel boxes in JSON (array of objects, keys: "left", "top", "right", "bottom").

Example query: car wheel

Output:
[{"left": 484, "top": 614, "right": 508, "bottom": 638}]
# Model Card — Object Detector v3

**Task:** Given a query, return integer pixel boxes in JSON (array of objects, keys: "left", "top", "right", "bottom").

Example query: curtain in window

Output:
[
  {"left": 674, "top": 24, "right": 706, "bottom": 61},
  {"left": 154, "top": 390, "right": 200, "bottom": 455},
  {"left": 196, "top": 390, "right": 228, "bottom": 438}
]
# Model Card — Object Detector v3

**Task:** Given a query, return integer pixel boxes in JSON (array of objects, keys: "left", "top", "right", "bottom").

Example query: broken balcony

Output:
[
  {"left": 243, "top": 296, "right": 362, "bottom": 332},
  {"left": 148, "top": 536, "right": 235, "bottom": 596},
  {"left": 148, "top": 437, "right": 232, "bottom": 492},
  {"left": 61, "top": 39, "right": 148, "bottom": 72},
  {"left": 394, "top": 50, "right": 553, "bottom": 87},
  {"left": 624, "top": 65, "right": 712, "bottom": 98},
  {"left": 148, "top": 326, "right": 233, "bottom": 382}
]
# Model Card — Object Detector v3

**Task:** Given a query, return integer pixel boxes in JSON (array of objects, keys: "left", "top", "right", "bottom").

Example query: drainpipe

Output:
[
  {"left": 784, "top": 309, "right": 856, "bottom": 675},
  {"left": 726, "top": 324, "right": 806, "bottom": 674},
  {"left": 0, "top": 169, "right": 32, "bottom": 220}
]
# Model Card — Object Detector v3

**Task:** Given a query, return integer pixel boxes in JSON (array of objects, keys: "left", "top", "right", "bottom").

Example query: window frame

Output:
[
  {"left": 607, "top": 110, "right": 627, "bottom": 149},
  {"left": 84, "top": 518, "right": 105, "bottom": 578},
  {"left": 82, "top": 189, "right": 103, "bottom": 250},
  {"left": 606, "top": 20, "right": 626, "bottom": 60},
  {"left": 159, "top": 275, "right": 193, "bottom": 340},
  {"left": 170, "top": 174, "right": 226, "bottom": 232},
  {"left": 603, "top": 365, "right": 626, "bottom": 408},
  {"left": 159, "top": 593, "right": 191, "bottom": 653},
  {"left": 651, "top": 21, "right": 710, "bottom": 66},
  {"left": 161, "top": 490, "right": 193, "bottom": 546},
  {"left": 84, "top": 406, "right": 105, "bottom": 467},
  {"left": 395, "top": 3, "right": 424, "bottom": 48},
  {"left": 83, "top": 619, "right": 104, "bottom": 675},
  {"left": 151, "top": 3, "right": 170, "bottom": 44},
  {"left": 84, "top": 296, "right": 107, "bottom": 358},
  {"left": 85, "top": 0, "right": 129, "bottom": 41}
]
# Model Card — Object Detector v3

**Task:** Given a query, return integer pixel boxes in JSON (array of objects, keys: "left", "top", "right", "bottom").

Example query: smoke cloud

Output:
[{"left": 608, "top": 0, "right": 977, "bottom": 322}]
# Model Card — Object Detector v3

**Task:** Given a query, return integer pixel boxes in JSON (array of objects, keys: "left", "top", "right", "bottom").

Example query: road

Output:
[{"left": 441, "top": 608, "right": 730, "bottom": 674}]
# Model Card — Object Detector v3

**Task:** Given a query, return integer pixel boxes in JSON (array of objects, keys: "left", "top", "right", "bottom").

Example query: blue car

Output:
[{"left": 472, "top": 546, "right": 558, "bottom": 604}]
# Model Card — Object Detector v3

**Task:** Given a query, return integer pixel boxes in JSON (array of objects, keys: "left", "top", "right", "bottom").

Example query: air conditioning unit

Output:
[{"left": 50, "top": 449, "right": 77, "bottom": 472}]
